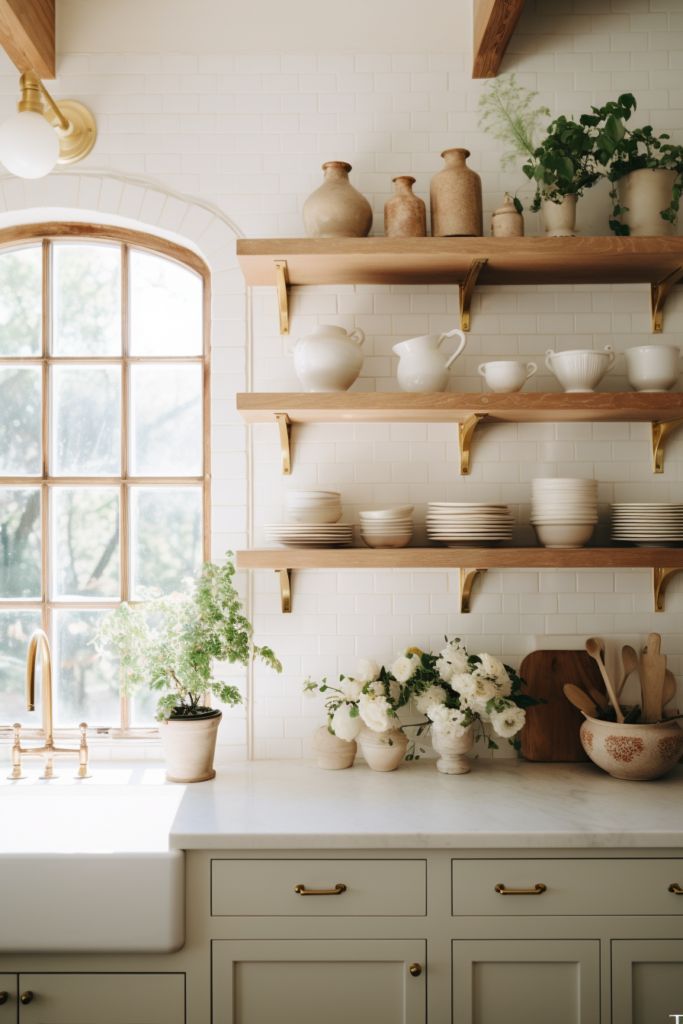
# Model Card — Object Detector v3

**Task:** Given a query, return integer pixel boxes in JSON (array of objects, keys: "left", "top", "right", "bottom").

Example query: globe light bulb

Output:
[{"left": 0, "top": 110, "right": 59, "bottom": 179}]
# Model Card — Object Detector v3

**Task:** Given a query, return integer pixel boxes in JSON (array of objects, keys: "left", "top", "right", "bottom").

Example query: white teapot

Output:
[
  {"left": 292, "top": 324, "right": 365, "bottom": 392},
  {"left": 392, "top": 329, "right": 467, "bottom": 392}
]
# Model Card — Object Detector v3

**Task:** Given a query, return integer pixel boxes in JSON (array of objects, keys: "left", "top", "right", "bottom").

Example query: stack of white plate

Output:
[
  {"left": 426, "top": 503, "right": 513, "bottom": 546},
  {"left": 285, "top": 490, "right": 342, "bottom": 524},
  {"left": 359, "top": 506, "right": 414, "bottom": 549},
  {"left": 612, "top": 503, "right": 683, "bottom": 546},
  {"left": 531, "top": 478, "right": 598, "bottom": 548},
  {"left": 265, "top": 523, "right": 353, "bottom": 548}
]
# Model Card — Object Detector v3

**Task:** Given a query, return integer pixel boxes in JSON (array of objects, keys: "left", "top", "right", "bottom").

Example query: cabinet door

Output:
[
  {"left": 18, "top": 973, "right": 185, "bottom": 1024},
  {"left": 0, "top": 975, "right": 16, "bottom": 1020},
  {"left": 452, "top": 939, "right": 600, "bottom": 1024},
  {"left": 612, "top": 939, "right": 683, "bottom": 1024},
  {"left": 213, "top": 939, "right": 426, "bottom": 1024}
]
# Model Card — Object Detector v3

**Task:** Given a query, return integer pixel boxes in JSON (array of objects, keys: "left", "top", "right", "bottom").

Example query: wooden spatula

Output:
[
  {"left": 563, "top": 684, "right": 598, "bottom": 718},
  {"left": 640, "top": 633, "right": 667, "bottom": 723}
]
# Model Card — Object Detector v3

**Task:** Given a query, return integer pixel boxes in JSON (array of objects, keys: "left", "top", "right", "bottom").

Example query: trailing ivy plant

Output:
[
  {"left": 522, "top": 115, "right": 601, "bottom": 210},
  {"left": 94, "top": 552, "right": 282, "bottom": 720}
]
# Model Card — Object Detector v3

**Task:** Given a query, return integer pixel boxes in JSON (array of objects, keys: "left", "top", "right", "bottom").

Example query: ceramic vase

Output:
[
  {"left": 159, "top": 710, "right": 221, "bottom": 783},
  {"left": 358, "top": 724, "right": 408, "bottom": 772},
  {"left": 312, "top": 725, "right": 357, "bottom": 770},
  {"left": 491, "top": 193, "right": 524, "bottom": 237},
  {"left": 431, "top": 723, "right": 475, "bottom": 774},
  {"left": 303, "top": 161, "right": 373, "bottom": 238},
  {"left": 384, "top": 175, "right": 426, "bottom": 237},
  {"left": 430, "top": 148, "right": 483, "bottom": 237},
  {"left": 541, "top": 195, "right": 577, "bottom": 237},
  {"left": 617, "top": 169, "right": 677, "bottom": 236},
  {"left": 292, "top": 324, "right": 365, "bottom": 392}
]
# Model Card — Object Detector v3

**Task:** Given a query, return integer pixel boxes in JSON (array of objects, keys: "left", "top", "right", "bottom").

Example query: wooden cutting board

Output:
[{"left": 519, "top": 650, "right": 607, "bottom": 762}]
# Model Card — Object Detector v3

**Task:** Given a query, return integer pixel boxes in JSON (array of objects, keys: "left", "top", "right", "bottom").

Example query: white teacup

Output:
[
  {"left": 625, "top": 344, "right": 681, "bottom": 392},
  {"left": 478, "top": 360, "right": 537, "bottom": 393}
]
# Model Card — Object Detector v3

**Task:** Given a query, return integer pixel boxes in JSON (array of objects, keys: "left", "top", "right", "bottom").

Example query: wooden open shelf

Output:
[
  {"left": 236, "top": 547, "right": 683, "bottom": 614},
  {"left": 236, "top": 236, "right": 683, "bottom": 334},
  {"left": 237, "top": 392, "right": 683, "bottom": 475}
]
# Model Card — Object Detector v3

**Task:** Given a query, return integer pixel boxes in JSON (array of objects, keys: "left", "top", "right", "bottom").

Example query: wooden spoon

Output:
[
  {"left": 640, "top": 633, "right": 667, "bottom": 724},
  {"left": 585, "top": 636, "right": 625, "bottom": 723},
  {"left": 618, "top": 644, "right": 639, "bottom": 697},
  {"left": 585, "top": 682, "right": 609, "bottom": 711},
  {"left": 563, "top": 684, "right": 598, "bottom": 718},
  {"left": 663, "top": 669, "right": 677, "bottom": 708}
]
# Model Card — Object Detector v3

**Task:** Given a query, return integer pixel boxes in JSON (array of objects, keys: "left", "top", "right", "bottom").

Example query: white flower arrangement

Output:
[{"left": 304, "top": 657, "right": 409, "bottom": 741}]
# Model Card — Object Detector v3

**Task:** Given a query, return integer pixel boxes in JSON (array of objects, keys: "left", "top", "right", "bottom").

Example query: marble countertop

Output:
[{"left": 169, "top": 759, "right": 683, "bottom": 850}]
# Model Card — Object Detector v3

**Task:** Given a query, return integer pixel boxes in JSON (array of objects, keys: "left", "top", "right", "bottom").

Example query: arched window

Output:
[{"left": 0, "top": 224, "right": 210, "bottom": 735}]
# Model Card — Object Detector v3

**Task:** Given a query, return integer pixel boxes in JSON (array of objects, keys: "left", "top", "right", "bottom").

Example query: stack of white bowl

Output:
[
  {"left": 426, "top": 503, "right": 513, "bottom": 546},
  {"left": 359, "top": 506, "right": 414, "bottom": 548},
  {"left": 531, "top": 478, "right": 598, "bottom": 548},
  {"left": 266, "top": 490, "right": 353, "bottom": 547},
  {"left": 612, "top": 503, "right": 683, "bottom": 546},
  {"left": 284, "top": 490, "right": 342, "bottom": 524}
]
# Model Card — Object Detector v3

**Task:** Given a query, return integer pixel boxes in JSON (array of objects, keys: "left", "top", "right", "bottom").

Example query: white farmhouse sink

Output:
[{"left": 0, "top": 766, "right": 185, "bottom": 953}]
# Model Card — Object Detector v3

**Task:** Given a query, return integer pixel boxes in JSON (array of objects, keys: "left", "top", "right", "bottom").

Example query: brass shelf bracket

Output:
[
  {"left": 277, "top": 568, "right": 292, "bottom": 613},
  {"left": 275, "top": 412, "right": 292, "bottom": 475},
  {"left": 275, "top": 259, "right": 290, "bottom": 335},
  {"left": 459, "top": 567, "right": 486, "bottom": 614},
  {"left": 650, "top": 265, "right": 683, "bottom": 333},
  {"left": 653, "top": 566, "right": 682, "bottom": 612},
  {"left": 459, "top": 258, "right": 488, "bottom": 332},
  {"left": 651, "top": 418, "right": 683, "bottom": 473},
  {"left": 458, "top": 413, "right": 486, "bottom": 475}
]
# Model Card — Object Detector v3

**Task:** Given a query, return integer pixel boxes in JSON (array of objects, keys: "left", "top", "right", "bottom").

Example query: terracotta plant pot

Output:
[
  {"left": 431, "top": 724, "right": 475, "bottom": 774},
  {"left": 358, "top": 724, "right": 408, "bottom": 772},
  {"left": 312, "top": 725, "right": 357, "bottom": 770},
  {"left": 159, "top": 709, "right": 222, "bottom": 783},
  {"left": 541, "top": 195, "right": 577, "bottom": 237},
  {"left": 303, "top": 161, "right": 372, "bottom": 238},
  {"left": 580, "top": 716, "right": 683, "bottom": 781},
  {"left": 616, "top": 168, "right": 677, "bottom": 236}
]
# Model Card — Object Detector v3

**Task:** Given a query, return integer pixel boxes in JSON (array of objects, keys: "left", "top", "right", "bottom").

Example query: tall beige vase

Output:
[
  {"left": 303, "top": 161, "right": 373, "bottom": 238},
  {"left": 430, "top": 148, "right": 483, "bottom": 237},
  {"left": 384, "top": 175, "right": 426, "bottom": 237},
  {"left": 617, "top": 169, "right": 677, "bottom": 236}
]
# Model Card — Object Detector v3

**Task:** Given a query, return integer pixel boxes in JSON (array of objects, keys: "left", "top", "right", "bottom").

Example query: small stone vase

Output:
[
  {"left": 303, "top": 161, "right": 373, "bottom": 238},
  {"left": 431, "top": 724, "right": 475, "bottom": 775},
  {"left": 384, "top": 175, "right": 426, "bottom": 237},
  {"left": 541, "top": 195, "right": 577, "bottom": 237},
  {"left": 617, "top": 169, "right": 677, "bottom": 236},
  {"left": 491, "top": 193, "right": 524, "bottom": 237},
  {"left": 358, "top": 724, "right": 408, "bottom": 772},
  {"left": 312, "top": 725, "right": 357, "bottom": 770},
  {"left": 430, "top": 148, "right": 483, "bottom": 237}
]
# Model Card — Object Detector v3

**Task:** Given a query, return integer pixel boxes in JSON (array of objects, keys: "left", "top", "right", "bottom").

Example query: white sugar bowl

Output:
[
  {"left": 478, "top": 360, "right": 537, "bottom": 393},
  {"left": 545, "top": 346, "right": 615, "bottom": 393},
  {"left": 292, "top": 324, "right": 365, "bottom": 392}
]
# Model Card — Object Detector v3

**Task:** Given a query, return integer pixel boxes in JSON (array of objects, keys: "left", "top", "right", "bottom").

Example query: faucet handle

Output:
[
  {"left": 76, "top": 721, "right": 91, "bottom": 780},
  {"left": 8, "top": 722, "right": 25, "bottom": 780}
]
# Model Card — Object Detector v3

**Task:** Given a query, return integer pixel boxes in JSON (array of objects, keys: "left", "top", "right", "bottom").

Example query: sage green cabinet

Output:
[
  {"left": 612, "top": 940, "right": 683, "bottom": 1024},
  {"left": 0, "top": 975, "right": 15, "bottom": 1018},
  {"left": 212, "top": 939, "right": 426, "bottom": 1024},
  {"left": 452, "top": 939, "right": 601, "bottom": 1024},
  {"left": 17, "top": 973, "right": 185, "bottom": 1024}
]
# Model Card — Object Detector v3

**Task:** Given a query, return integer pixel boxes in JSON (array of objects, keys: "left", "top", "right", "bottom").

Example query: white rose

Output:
[
  {"left": 439, "top": 643, "right": 468, "bottom": 675},
  {"left": 355, "top": 658, "right": 380, "bottom": 683},
  {"left": 427, "top": 703, "right": 469, "bottom": 739},
  {"left": 359, "top": 692, "right": 393, "bottom": 733},
  {"left": 415, "top": 684, "right": 447, "bottom": 715},
  {"left": 391, "top": 654, "right": 418, "bottom": 683},
  {"left": 477, "top": 652, "right": 507, "bottom": 683},
  {"left": 489, "top": 703, "right": 526, "bottom": 739},
  {"left": 436, "top": 657, "right": 454, "bottom": 682},
  {"left": 331, "top": 704, "right": 361, "bottom": 742},
  {"left": 366, "top": 679, "right": 386, "bottom": 697},
  {"left": 340, "top": 677, "right": 364, "bottom": 702},
  {"left": 457, "top": 672, "right": 498, "bottom": 713},
  {"left": 449, "top": 671, "right": 475, "bottom": 695}
]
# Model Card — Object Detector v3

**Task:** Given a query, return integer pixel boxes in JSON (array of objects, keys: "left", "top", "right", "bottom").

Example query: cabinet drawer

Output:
[
  {"left": 452, "top": 858, "right": 683, "bottom": 916},
  {"left": 212, "top": 859, "right": 426, "bottom": 916}
]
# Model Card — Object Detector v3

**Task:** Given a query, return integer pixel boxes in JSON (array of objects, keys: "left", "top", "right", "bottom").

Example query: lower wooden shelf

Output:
[{"left": 236, "top": 548, "right": 683, "bottom": 614}]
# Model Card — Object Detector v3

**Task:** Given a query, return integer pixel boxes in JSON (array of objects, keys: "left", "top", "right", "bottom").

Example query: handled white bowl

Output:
[{"left": 545, "top": 346, "right": 615, "bottom": 393}]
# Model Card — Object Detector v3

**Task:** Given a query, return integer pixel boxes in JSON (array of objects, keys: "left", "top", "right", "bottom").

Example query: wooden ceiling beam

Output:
[
  {"left": 472, "top": 0, "right": 525, "bottom": 79},
  {"left": 0, "top": 0, "right": 55, "bottom": 79}
]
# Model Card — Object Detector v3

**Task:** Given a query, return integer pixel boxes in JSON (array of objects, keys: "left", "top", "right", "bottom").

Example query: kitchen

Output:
[{"left": 0, "top": 0, "right": 682, "bottom": 1021}]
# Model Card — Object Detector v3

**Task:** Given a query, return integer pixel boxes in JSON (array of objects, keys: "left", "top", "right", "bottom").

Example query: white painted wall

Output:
[{"left": 1, "top": 0, "right": 682, "bottom": 761}]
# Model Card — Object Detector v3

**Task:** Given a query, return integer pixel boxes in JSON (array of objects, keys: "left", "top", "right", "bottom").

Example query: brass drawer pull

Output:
[
  {"left": 669, "top": 883, "right": 683, "bottom": 895},
  {"left": 0, "top": 992, "right": 8, "bottom": 1005},
  {"left": 495, "top": 882, "right": 547, "bottom": 896},
  {"left": 409, "top": 963, "right": 422, "bottom": 977},
  {"left": 294, "top": 883, "right": 347, "bottom": 896},
  {"left": 20, "top": 992, "right": 33, "bottom": 1005}
]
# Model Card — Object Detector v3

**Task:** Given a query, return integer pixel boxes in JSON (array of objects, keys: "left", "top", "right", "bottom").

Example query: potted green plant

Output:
[
  {"left": 95, "top": 552, "right": 281, "bottom": 783},
  {"left": 522, "top": 115, "right": 601, "bottom": 236}
]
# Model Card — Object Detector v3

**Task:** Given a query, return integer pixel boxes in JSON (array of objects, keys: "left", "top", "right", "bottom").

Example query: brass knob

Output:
[
  {"left": 0, "top": 992, "right": 8, "bottom": 1005},
  {"left": 20, "top": 991, "right": 33, "bottom": 1005},
  {"left": 669, "top": 883, "right": 683, "bottom": 895},
  {"left": 409, "top": 963, "right": 422, "bottom": 977}
]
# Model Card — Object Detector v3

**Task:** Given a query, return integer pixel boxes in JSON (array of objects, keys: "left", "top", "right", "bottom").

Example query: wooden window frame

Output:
[{"left": 0, "top": 222, "right": 211, "bottom": 739}]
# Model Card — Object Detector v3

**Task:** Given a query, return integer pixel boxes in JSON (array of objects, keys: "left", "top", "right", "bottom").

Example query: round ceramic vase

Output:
[
  {"left": 358, "top": 724, "right": 408, "bottom": 772},
  {"left": 431, "top": 724, "right": 475, "bottom": 774},
  {"left": 384, "top": 175, "right": 426, "bottom": 237},
  {"left": 430, "top": 148, "right": 483, "bottom": 237},
  {"left": 312, "top": 724, "right": 357, "bottom": 770},
  {"left": 303, "top": 161, "right": 373, "bottom": 238},
  {"left": 159, "top": 710, "right": 222, "bottom": 783},
  {"left": 292, "top": 324, "right": 365, "bottom": 392}
]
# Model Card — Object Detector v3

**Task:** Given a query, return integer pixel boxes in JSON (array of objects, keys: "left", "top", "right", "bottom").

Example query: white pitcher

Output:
[
  {"left": 292, "top": 324, "right": 365, "bottom": 392},
  {"left": 392, "top": 329, "right": 467, "bottom": 392}
]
